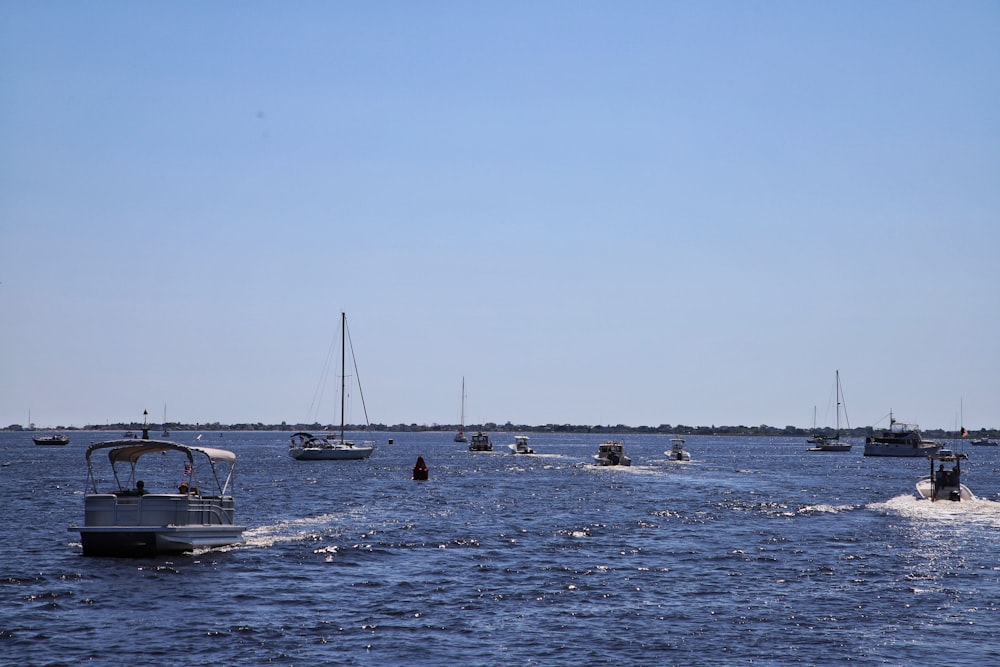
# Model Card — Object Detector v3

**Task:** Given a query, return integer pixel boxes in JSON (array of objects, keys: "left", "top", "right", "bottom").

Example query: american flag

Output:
[{"left": 183, "top": 461, "right": 193, "bottom": 476}]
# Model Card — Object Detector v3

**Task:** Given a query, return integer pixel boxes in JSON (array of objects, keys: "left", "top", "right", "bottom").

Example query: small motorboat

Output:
[
  {"left": 33, "top": 434, "right": 70, "bottom": 446},
  {"left": 665, "top": 435, "right": 691, "bottom": 461},
  {"left": 594, "top": 440, "right": 631, "bottom": 466},
  {"left": 915, "top": 449, "right": 975, "bottom": 502},
  {"left": 469, "top": 431, "right": 493, "bottom": 452},
  {"left": 507, "top": 434, "right": 535, "bottom": 454}
]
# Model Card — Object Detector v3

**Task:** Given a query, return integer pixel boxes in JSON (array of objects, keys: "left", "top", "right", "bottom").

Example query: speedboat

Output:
[
  {"left": 289, "top": 431, "right": 375, "bottom": 460},
  {"left": 469, "top": 431, "right": 493, "bottom": 452},
  {"left": 594, "top": 440, "right": 631, "bottom": 466},
  {"left": 69, "top": 436, "right": 245, "bottom": 556},
  {"left": 508, "top": 435, "right": 535, "bottom": 454},
  {"left": 970, "top": 437, "right": 998, "bottom": 447},
  {"left": 33, "top": 434, "right": 70, "bottom": 446},
  {"left": 665, "top": 435, "right": 691, "bottom": 461},
  {"left": 864, "top": 412, "right": 941, "bottom": 457},
  {"left": 915, "top": 449, "right": 974, "bottom": 502}
]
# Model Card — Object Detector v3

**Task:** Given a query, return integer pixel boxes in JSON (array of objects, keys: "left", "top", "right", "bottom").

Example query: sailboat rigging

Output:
[
  {"left": 289, "top": 312, "right": 376, "bottom": 460},
  {"left": 807, "top": 370, "right": 852, "bottom": 452},
  {"left": 454, "top": 377, "right": 468, "bottom": 443}
]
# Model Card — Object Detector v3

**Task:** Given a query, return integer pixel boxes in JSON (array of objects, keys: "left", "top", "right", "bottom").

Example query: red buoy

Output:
[{"left": 412, "top": 455, "right": 429, "bottom": 481}]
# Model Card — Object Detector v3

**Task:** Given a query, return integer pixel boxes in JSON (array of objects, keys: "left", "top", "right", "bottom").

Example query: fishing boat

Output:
[
  {"left": 807, "top": 371, "right": 852, "bottom": 452},
  {"left": 508, "top": 434, "right": 535, "bottom": 454},
  {"left": 469, "top": 430, "right": 493, "bottom": 452},
  {"left": 915, "top": 449, "right": 974, "bottom": 502},
  {"left": 864, "top": 412, "right": 942, "bottom": 457},
  {"left": 289, "top": 312, "right": 376, "bottom": 461},
  {"left": 665, "top": 435, "right": 691, "bottom": 461},
  {"left": 33, "top": 434, "right": 70, "bottom": 446},
  {"left": 970, "top": 437, "right": 998, "bottom": 447},
  {"left": 454, "top": 377, "right": 468, "bottom": 442},
  {"left": 594, "top": 440, "right": 631, "bottom": 466},
  {"left": 69, "top": 433, "right": 245, "bottom": 556}
]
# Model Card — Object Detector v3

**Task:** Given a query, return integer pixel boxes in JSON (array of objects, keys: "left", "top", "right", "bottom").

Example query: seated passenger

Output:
[
  {"left": 135, "top": 480, "right": 146, "bottom": 495},
  {"left": 178, "top": 481, "right": 190, "bottom": 494}
]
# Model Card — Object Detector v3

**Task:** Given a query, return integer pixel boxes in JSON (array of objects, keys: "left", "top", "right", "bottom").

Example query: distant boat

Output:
[
  {"left": 594, "top": 440, "right": 631, "bottom": 466},
  {"left": 864, "top": 411, "right": 941, "bottom": 457},
  {"left": 959, "top": 403, "right": 997, "bottom": 446},
  {"left": 507, "top": 434, "right": 535, "bottom": 454},
  {"left": 469, "top": 430, "right": 493, "bottom": 452},
  {"left": 665, "top": 435, "right": 691, "bottom": 461},
  {"left": 454, "top": 378, "right": 468, "bottom": 443},
  {"left": 915, "top": 449, "right": 974, "bottom": 502},
  {"left": 807, "top": 371, "right": 852, "bottom": 452},
  {"left": 289, "top": 312, "right": 376, "bottom": 461},
  {"left": 33, "top": 434, "right": 70, "bottom": 446},
  {"left": 161, "top": 404, "right": 170, "bottom": 437}
]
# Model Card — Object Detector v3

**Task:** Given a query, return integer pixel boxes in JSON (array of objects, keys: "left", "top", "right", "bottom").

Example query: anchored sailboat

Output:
[
  {"left": 454, "top": 377, "right": 468, "bottom": 443},
  {"left": 289, "top": 312, "right": 376, "bottom": 461},
  {"left": 807, "top": 371, "right": 852, "bottom": 452}
]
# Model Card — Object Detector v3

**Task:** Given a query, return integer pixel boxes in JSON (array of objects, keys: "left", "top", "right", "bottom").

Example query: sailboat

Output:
[
  {"left": 453, "top": 377, "right": 468, "bottom": 443},
  {"left": 807, "top": 371, "right": 852, "bottom": 452},
  {"left": 289, "top": 312, "right": 376, "bottom": 461},
  {"left": 161, "top": 404, "right": 170, "bottom": 437}
]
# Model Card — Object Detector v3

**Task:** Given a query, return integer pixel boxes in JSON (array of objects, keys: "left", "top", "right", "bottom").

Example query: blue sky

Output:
[{"left": 2, "top": 2, "right": 998, "bottom": 430}]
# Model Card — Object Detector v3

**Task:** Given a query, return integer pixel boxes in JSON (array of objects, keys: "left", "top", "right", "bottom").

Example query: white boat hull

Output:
[
  {"left": 915, "top": 476, "right": 975, "bottom": 502},
  {"left": 665, "top": 450, "right": 691, "bottom": 461},
  {"left": 864, "top": 441, "right": 941, "bottom": 457},
  {"left": 593, "top": 454, "right": 631, "bottom": 466},
  {"left": 290, "top": 445, "right": 374, "bottom": 460},
  {"left": 807, "top": 442, "right": 852, "bottom": 452}
]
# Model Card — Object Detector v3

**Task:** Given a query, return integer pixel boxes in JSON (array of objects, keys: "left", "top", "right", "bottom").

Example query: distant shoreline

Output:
[{"left": 6, "top": 422, "right": 996, "bottom": 439}]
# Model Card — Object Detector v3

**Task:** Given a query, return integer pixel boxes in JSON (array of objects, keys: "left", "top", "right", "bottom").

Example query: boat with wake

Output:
[
  {"left": 508, "top": 434, "right": 535, "bottom": 454},
  {"left": 594, "top": 440, "right": 631, "bottom": 466},
  {"left": 665, "top": 435, "right": 691, "bottom": 461},
  {"left": 915, "top": 449, "right": 974, "bottom": 502},
  {"left": 69, "top": 430, "right": 245, "bottom": 556}
]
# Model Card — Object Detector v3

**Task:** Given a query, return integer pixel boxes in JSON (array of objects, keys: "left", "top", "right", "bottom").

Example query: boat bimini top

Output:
[{"left": 83, "top": 439, "right": 237, "bottom": 496}]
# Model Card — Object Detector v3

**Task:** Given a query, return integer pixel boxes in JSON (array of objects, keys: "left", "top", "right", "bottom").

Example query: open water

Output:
[{"left": 2, "top": 430, "right": 999, "bottom": 666}]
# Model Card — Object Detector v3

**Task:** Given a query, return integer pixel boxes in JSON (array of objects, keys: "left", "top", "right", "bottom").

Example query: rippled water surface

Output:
[{"left": 3, "top": 431, "right": 999, "bottom": 665}]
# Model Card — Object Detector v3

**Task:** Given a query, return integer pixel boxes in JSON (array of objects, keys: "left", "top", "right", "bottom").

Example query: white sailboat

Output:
[
  {"left": 161, "top": 404, "right": 170, "bottom": 437},
  {"left": 289, "top": 312, "right": 376, "bottom": 461},
  {"left": 454, "top": 377, "right": 468, "bottom": 443},
  {"left": 807, "top": 371, "right": 852, "bottom": 452}
]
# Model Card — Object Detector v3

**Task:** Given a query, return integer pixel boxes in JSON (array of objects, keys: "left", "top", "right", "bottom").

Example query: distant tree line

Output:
[{"left": 4, "top": 421, "right": 996, "bottom": 439}]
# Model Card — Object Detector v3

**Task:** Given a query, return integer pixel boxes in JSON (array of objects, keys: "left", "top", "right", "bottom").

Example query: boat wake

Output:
[
  {"left": 873, "top": 494, "right": 1000, "bottom": 527},
  {"left": 240, "top": 512, "right": 356, "bottom": 549}
]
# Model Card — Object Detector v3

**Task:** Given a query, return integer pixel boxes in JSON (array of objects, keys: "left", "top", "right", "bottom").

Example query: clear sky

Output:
[{"left": 2, "top": 2, "right": 998, "bottom": 431}]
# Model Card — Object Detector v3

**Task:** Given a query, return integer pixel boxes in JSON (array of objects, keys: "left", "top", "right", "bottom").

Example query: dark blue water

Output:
[{"left": 3, "top": 431, "right": 999, "bottom": 666}]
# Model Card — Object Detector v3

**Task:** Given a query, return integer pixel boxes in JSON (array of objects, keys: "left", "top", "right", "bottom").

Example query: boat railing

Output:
[{"left": 84, "top": 493, "right": 236, "bottom": 527}]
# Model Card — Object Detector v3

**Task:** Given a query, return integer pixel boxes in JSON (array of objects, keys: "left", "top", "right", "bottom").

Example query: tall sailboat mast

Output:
[{"left": 340, "top": 311, "right": 346, "bottom": 441}]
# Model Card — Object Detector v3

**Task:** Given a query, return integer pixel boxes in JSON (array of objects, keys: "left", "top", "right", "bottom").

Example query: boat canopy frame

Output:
[{"left": 83, "top": 439, "right": 236, "bottom": 496}]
